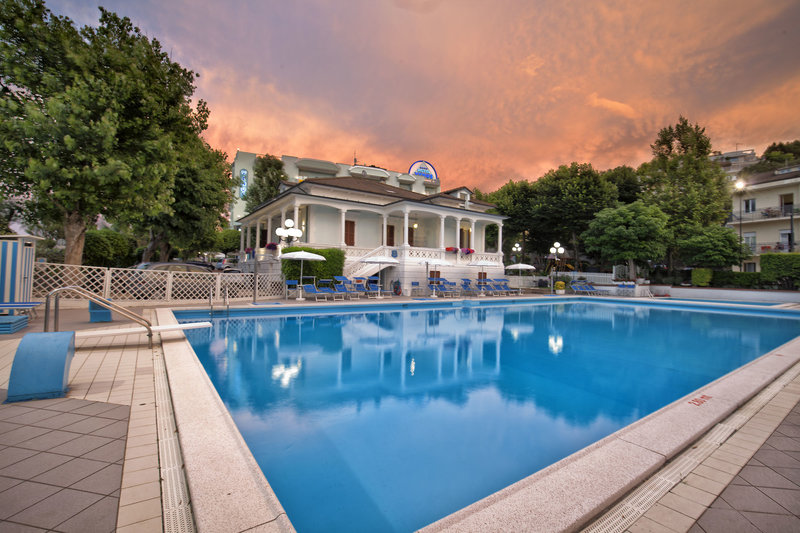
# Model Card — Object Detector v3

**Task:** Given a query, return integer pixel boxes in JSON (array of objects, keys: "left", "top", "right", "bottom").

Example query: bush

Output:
[
  {"left": 710, "top": 271, "right": 763, "bottom": 289},
  {"left": 760, "top": 253, "right": 800, "bottom": 290},
  {"left": 554, "top": 281, "right": 566, "bottom": 290},
  {"left": 691, "top": 268, "right": 713, "bottom": 287},
  {"left": 281, "top": 247, "right": 346, "bottom": 281},
  {"left": 83, "top": 229, "right": 138, "bottom": 267}
]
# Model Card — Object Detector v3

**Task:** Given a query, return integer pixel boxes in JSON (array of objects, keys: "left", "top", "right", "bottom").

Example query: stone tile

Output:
[
  {"left": 55, "top": 495, "right": 118, "bottom": 532},
  {"left": 766, "top": 435, "right": 800, "bottom": 452},
  {"left": 3, "top": 408, "right": 63, "bottom": 426},
  {"left": 710, "top": 497, "right": 733, "bottom": 510},
  {"left": 125, "top": 443, "right": 157, "bottom": 460},
  {"left": 684, "top": 472, "right": 727, "bottom": 496},
  {"left": 91, "top": 420, "right": 128, "bottom": 439},
  {"left": 729, "top": 475, "right": 749, "bottom": 486},
  {"left": 81, "top": 439, "right": 125, "bottom": 463},
  {"left": 0, "top": 447, "right": 37, "bottom": 470},
  {"left": 14, "top": 429, "right": 80, "bottom": 452},
  {"left": 58, "top": 417, "right": 116, "bottom": 435},
  {"left": 737, "top": 465, "right": 797, "bottom": 489},
  {"left": 70, "top": 464, "right": 123, "bottom": 495},
  {"left": 43, "top": 399, "right": 95, "bottom": 413},
  {"left": 0, "top": 522, "right": 48, "bottom": 532},
  {"left": 0, "top": 426, "right": 50, "bottom": 447},
  {"left": 774, "top": 466, "right": 800, "bottom": 485},
  {"left": 718, "top": 485, "right": 787, "bottom": 514},
  {"left": 693, "top": 508, "right": 759, "bottom": 533},
  {"left": 31, "top": 457, "right": 108, "bottom": 488},
  {"left": 120, "top": 467, "right": 159, "bottom": 489},
  {"left": 119, "top": 480, "right": 160, "bottom": 506},
  {"left": 48, "top": 434, "right": 114, "bottom": 457},
  {"left": 741, "top": 510, "right": 800, "bottom": 531},
  {"left": 121, "top": 434, "right": 153, "bottom": 449},
  {"left": 628, "top": 515, "right": 676, "bottom": 533},
  {"left": 642, "top": 502, "right": 695, "bottom": 532},
  {"left": 760, "top": 486, "right": 800, "bottom": 514},
  {"left": 0, "top": 452, "right": 71, "bottom": 480},
  {"left": 671, "top": 482, "right": 718, "bottom": 507},
  {"left": 70, "top": 402, "right": 120, "bottom": 417},
  {"left": 659, "top": 491, "right": 708, "bottom": 520},
  {"left": 99, "top": 404, "right": 130, "bottom": 420},
  {"left": 116, "top": 497, "right": 161, "bottom": 528},
  {"left": 692, "top": 464, "right": 736, "bottom": 486},
  {"left": 0, "top": 481, "right": 60, "bottom": 520},
  {"left": 0, "top": 475, "right": 23, "bottom": 493},
  {"left": 702, "top": 457, "right": 745, "bottom": 476},
  {"left": 777, "top": 425, "right": 800, "bottom": 438},
  {"left": 752, "top": 449, "right": 800, "bottom": 468},
  {"left": 116, "top": 516, "right": 162, "bottom": 533},
  {"left": 122, "top": 454, "right": 158, "bottom": 473},
  {"left": 0, "top": 406, "right": 35, "bottom": 422},
  {"left": 31, "top": 412, "right": 87, "bottom": 430},
  {"left": 8, "top": 488, "right": 102, "bottom": 529}
]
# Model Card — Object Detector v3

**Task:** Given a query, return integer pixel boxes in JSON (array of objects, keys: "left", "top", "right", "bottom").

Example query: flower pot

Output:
[{"left": 555, "top": 289, "right": 565, "bottom": 295}]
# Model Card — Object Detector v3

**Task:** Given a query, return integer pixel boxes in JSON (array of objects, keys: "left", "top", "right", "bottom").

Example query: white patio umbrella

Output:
[
  {"left": 469, "top": 260, "right": 503, "bottom": 293},
  {"left": 418, "top": 258, "right": 454, "bottom": 297},
  {"left": 360, "top": 256, "right": 399, "bottom": 297},
  {"left": 281, "top": 251, "right": 326, "bottom": 300},
  {"left": 505, "top": 263, "right": 536, "bottom": 274}
]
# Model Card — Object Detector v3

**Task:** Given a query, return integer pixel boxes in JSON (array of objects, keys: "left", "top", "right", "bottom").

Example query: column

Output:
[
  {"left": 470, "top": 220, "right": 475, "bottom": 250},
  {"left": 382, "top": 215, "right": 388, "bottom": 246},
  {"left": 497, "top": 223, "right": 503, "bottom": 255},
  {"left": 267, "top": 217, "right": 273, "bottom": 244},
  {"left": 454, "top": 218, "right": 461, "bottom": 248},
  {"left": 293, "top": 204, "right": 299, "bottom": 226},
  {"left": 340, "top": 209, "right": 347, "bottom": 247},
  {"left": 245, "top": 223, "right": 251, "bottom": 249},
  {"left": 403, "top": 211, "right": 409, "bottom": 246},
  {"left": 255, "top": 219, "right": 261, "bottom": 249},
  {"left": 439, "top": 215, "right": 445, "bottom": 249},
  {"left": 239, "top": 226, "right": 245, "bottom": 251}
]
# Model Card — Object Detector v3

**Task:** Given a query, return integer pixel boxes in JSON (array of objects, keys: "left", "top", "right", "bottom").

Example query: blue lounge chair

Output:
[
  {"left": 334, "top": 284, "right": 360, "bottom": 300},
  {"left": 317, "top": 285, "right": 344, "bottom": 301},
  {"left": 460, "top": 280, "right": 477, "bottom": 296},
  {"left": 285, "top": 280, "right": 299, "bottom": 299},
  {"left": 588, "top": 283, "right": 613, "bottom": 296},
  {"left": 302, "top": 284, "right": 329, "bottom": 301},
  {"left": 410, "top": 281, "right": 424, "bottom": 296},
  {"left": 498, "top": 281, "right": 522, "bottom": 295}
]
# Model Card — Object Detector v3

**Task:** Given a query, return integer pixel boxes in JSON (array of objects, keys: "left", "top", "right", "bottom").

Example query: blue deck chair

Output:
[
  {"left": 460, "top": 280, "right": 477, "bottom": 296},
  {"left": 498, "top": 281, "right": 522, "bottom": 295},
  {"left": 285, "top": 280, "right": 299, "bottom": 299},
  {"left": 334, "top": 284, "right": 360, "bottom": 300},
  {"left": 317, "top": 285, "right": 344, "bottom": 301},
  {"left": 490, "top": 283, "right": 509, "bottom": 296},
  {"left": 334, "top": 275, "right": 352, "bottom": 286},
  {"left": 302, "top": 284, "right": 329, "bottom": 301},
  {"left": 410, "top": 281, "right": 424, "bottom": 296},
  {"left": 475, "top": 281, "right": 494, "bottom": 296},
  {"left": 588, "top": 283, "right": 613, "bottom": 296},
  {"left": 366, "top": 283, "right": 391, "bottom": 298}
]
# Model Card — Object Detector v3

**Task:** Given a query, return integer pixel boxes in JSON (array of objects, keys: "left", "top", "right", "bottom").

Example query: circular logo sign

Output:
[{"left": 408, "top": 160, "right": 438, "bottom": 182}]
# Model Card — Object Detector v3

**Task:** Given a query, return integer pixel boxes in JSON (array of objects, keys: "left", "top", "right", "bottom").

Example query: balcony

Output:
[
  {"left": 750, "top": 242, "right": 796, "bottom": 255},
  {"left": 731, "top": 205, "right": 798, "bottom": 223}
]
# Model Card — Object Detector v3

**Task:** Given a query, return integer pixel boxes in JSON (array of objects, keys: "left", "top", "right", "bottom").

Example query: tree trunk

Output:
[
  {"left": 63, "top": 212, "right": 87, "bottom": 265},
  {"left": 141, "top": 229, "right": 157, "bottom": 263},
  {"left": 158, "top": 240, "right": 172, "bottom": 262},
  {"left": 627, "top": 258, "right": 637, "bottom": 280}
]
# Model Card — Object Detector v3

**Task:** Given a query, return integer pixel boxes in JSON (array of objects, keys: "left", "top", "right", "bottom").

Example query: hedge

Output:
[
  {"left": 709, "top": 271, "right": 763, "bottom": 289},
  {"left": 691, "top": 268, "right": 713, "bottom": 287},
  {"left": 281, "top": 247, "right": 346, "bottom": 282},
  {"left": 760, "top": 253, "right": 800, "bottom": 290},
  {"left": 83, "top": 229, "right": 138, "bottom": 268}
]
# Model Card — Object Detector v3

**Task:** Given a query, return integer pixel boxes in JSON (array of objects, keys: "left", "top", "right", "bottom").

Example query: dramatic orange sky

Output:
[{"left": 50, "top": 0, "right": 800, "bottom": 191}]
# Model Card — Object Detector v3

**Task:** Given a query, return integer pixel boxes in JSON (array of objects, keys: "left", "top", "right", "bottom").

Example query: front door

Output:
[{"left": 345, "top": 220, "right": 355, "bottom": 246}]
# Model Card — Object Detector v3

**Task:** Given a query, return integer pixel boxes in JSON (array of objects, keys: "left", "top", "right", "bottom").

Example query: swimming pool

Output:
[{"left": 177, "top": 300, "right": 800, "bottom": 532}]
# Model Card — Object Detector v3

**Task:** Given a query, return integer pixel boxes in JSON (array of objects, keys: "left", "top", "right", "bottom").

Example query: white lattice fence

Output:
[
  {"left": 33, "top": 263, "right": 108, "bottom": 298},
  {"left": 34, "top": 262, "right": 285, "bottom": 303}
]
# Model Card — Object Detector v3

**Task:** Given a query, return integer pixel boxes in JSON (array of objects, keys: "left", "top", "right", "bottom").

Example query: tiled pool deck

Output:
[{"left": 0, "top": 297, "right": 798, "bottom": 532}]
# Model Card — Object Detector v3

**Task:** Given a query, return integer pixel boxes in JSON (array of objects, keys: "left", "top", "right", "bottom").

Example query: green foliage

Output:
[
  {"left": 83, "top": 229, "right": 137, "bottom": 267},
  {"left": 743, "top": 140, "right": 800, "bottom": 175},
  {"left": 0, "top": 1, "right": 213, "bottom": 264},
  {"left": 677, "top": 225, "right": 750, "bottom": 268},
  {"left": 582, "top": 201, "right": 670, "bottom": 277},
  {"left": 601, "top": 165, "right": 642, "bottom": 204},
  {"left": 245, "top": 154, "right": 287, "bottom": 213},
  {"left": 640, "top": 117, "right": 731, "bottom": 265},
  {"left": 35, "top": 238, "right": 64, "bottom": 263},
  {"left": 691, "top": 268, "right": 713, "bottom": 287},
  {"left": 709, "top": 271, "right": 763, "bottom": 289},
  {"left": 215, "top": 229, "right": 241, "bottom": 254},
  {"left": 280, "top": 247, "right": 345, "bottom": 281},
  {"left": 528, "top": 162, "right": 618, "bottom": 252},
  {"left": 760, "top": 254, "right": 800, "bottom": 290}
]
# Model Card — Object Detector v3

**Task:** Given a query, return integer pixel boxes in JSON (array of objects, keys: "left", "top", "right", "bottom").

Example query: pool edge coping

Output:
[{"left": 160, "top": 300, "right": 800, "bottom": 533}]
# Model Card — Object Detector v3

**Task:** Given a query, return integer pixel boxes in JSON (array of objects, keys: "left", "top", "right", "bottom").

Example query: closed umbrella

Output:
[
  {"left": 469, "top": 260, "right": 502, "bottom": 293},
  {"left": 360, "top": 256, "right": 399, "bottom": 297},
  {"left": 281, "top": 251, "right": 326, "bottom": 301}
]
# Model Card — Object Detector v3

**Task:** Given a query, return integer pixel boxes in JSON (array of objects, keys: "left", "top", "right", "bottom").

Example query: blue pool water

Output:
[{"left": 179, "top": 301, "right": 800, "bottom": 532}]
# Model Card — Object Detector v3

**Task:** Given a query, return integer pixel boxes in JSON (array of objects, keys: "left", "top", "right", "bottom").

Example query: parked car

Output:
[{"left": 134, "top": 262, "right": 214, "bottom": 272}]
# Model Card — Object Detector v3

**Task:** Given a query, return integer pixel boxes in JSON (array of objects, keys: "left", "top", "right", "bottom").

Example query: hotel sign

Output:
[{"left": 409, "top": 160, "right": 438, "bottom": 182}]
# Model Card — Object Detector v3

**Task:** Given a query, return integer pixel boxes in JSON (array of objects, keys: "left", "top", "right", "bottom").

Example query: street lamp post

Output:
[
  {"left": 735, "top": 180, "right": 745, "bottom": 271},
  {"left": 275, "top": 218, "right": 303, "bottom": 253},
  {"left": 549, "top": 241, "right": 564, "bottom": 294},
  {"left": 511, "top": 242, "right": 522, "bottom": 263}
]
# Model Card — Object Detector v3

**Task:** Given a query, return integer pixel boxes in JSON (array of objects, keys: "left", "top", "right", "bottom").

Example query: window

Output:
[
  {"left": 780, "top": 193, "right": 794, "bottom": 216},
  {"left": 386, "top": 225, "right": 395, "bottom": 246},
  {"left": 743, "top": 232, "right": 756, "bottom": 253},
  {"left": 459, "top": 227, "right": 470, "bottom": 248},
  {"left": 744, "top": 263, "right": 756, "bottom": 273},
  {"left": 408, "top": 227, "right": 415, "bottom": 247},
  {"left": 399, "top": 183, "right": 412, "bottom": 191},
  {"left": 345, "top": 220, "right": 355, "bottom": 246},
  {"left": 743, "top": 199, "right": 756, "bottom": 213}
]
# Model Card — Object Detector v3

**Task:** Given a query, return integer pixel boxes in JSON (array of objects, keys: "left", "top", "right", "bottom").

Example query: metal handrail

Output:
[{"left": 44, "top": 286, "right": 154, "bottom": 347}]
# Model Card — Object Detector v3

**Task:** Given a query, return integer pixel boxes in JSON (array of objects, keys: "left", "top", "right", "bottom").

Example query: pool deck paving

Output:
[{"left": 0, "top": 296, "right": 798, "bottom": 532}]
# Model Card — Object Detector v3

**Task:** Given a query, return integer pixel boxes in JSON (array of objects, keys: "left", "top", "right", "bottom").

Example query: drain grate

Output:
[
  {"left": 153, "top": 340, "right": 196, "bottom": 533},
  {"left": 582, "top": 360, "right": 800, "bottom": 533}
]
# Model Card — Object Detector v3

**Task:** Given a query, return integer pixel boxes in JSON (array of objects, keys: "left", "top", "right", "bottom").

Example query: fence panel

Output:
[{"left": 33, "top": 263, "right": 108, "bottom": 298}]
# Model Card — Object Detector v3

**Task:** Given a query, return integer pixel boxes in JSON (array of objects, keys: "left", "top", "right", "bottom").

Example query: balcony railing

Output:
[
  {"left": 749, "top": 242, "right": 797, "bottom": 254},
  {"left": 731, "top": 205, "right": 798, "bottom": 222}
]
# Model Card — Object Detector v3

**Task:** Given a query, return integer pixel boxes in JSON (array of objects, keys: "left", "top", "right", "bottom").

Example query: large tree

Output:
[
  {"left": 582, "top": 201, "right": 670, "bottom": 279},
  {"left": 0, "top": 1, "right": 205, "bottom": 264},
  {"left": 639, "top": 116, "right": 731, "bottom": 266},
  {"left": 244, "top": 154, "right": 287, "bottom": 213},
  {"left": 677, "top": 226, "right": 751, "bottom": 269},
  {"left": 527, "top": 162, "right": 618, "bottom": 259}
]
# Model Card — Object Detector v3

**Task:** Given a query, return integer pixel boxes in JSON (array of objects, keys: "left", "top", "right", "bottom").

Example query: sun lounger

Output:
[
  {"left": 317, "top": 286, "right": 344, "bottom": 301},
  {"left": 0, "top": 302, "right": 42, "bottom": 318},
  {"left": 366, "top": 283, "right": 392, "bottom": 298},
  {"left": 498, "top": 281, "right": 522, "bottom": 295},
  {"left": 334, "top": 284, "right": 360, "bottom": 299},
  {"left": 285, "top": 280, "right": 299, "bottom": 299},
  {"left": 303, "top": 284, "right": 329, "bottom": 301}
]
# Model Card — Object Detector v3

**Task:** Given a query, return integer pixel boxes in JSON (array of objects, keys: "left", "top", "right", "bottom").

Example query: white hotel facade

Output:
[{"left": 230, "top": 152, "right": 507, "bottom": 292}]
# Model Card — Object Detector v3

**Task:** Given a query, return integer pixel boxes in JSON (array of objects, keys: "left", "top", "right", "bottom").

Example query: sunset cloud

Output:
[{"left": 46, "top": 0, "right": 800, "bottom": 191}]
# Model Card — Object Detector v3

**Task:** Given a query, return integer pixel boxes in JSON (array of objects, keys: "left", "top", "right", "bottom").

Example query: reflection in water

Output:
[{"left": 183, "top": 302, "right": 799, "bottom": 533}]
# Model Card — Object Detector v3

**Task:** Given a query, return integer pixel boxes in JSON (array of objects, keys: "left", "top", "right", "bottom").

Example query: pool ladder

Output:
[{"left": 208, "top": 287, "right": 230, "bottom": 318}]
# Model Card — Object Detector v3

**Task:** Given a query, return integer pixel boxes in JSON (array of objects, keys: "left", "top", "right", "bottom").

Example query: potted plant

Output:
[{"left": 554, "top": 280, "right": 566, "bottom": 295}]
